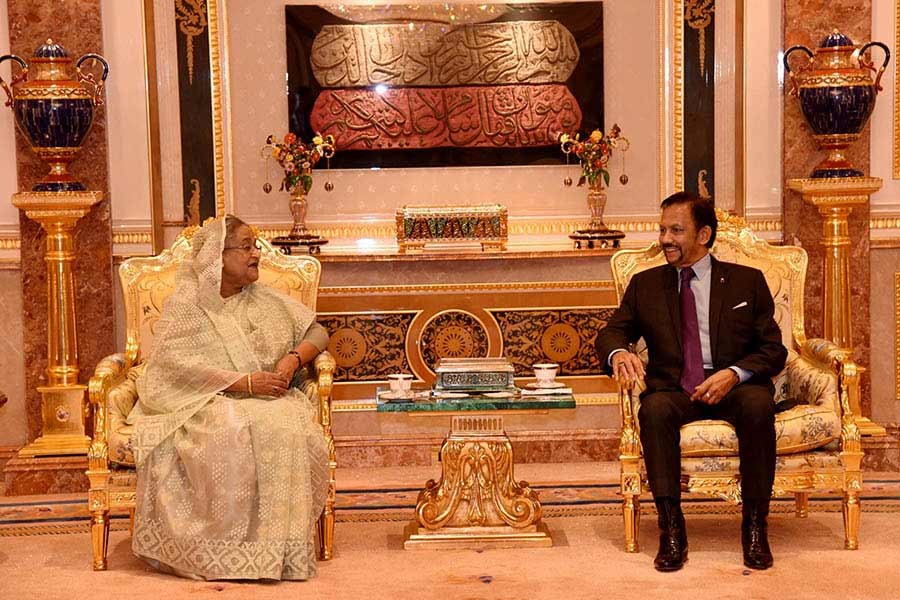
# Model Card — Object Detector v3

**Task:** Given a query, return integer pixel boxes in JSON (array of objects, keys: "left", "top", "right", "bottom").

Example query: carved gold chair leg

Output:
[
  {"left": 623, "top": 494, "right": 640, "bottom": 553},
  {"left": 842, "top": 490, "right": 860, "bottom": 550},
  {"left": 90, "top": 509, "right": 110, "bottom": 571},
  {"left": 318, "top": 459, "right": 337, "bottom": 560},
  {"left": 794, "top": 492, "right": 809, "bottom": 518},
  {"left": 129, "top": 507, "right": 136, "bottom": 535}
]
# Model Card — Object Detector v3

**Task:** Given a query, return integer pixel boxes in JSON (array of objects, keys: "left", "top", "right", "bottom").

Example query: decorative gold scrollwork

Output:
[
  {"left": 175, "top": 0, "right": 208, "bottom": 85},
  {"left": 685, "top": 0, "right": 714, "bottom": 76},
  {"left": 416, "top": 437, "right": 541, "bottom": 530}
]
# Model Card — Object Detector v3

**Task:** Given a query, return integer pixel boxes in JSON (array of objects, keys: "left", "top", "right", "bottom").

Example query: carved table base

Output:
[{"left": 403, "top": 415, "right": 552, "bottom": 549}]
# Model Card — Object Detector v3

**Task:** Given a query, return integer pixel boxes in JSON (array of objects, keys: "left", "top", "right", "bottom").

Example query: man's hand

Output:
[
  {"left": 691, "top": 369, "right": 739, "bottom": 405},
  {"left": 611, "top": 351, "right": 645, "bottom": 383}
]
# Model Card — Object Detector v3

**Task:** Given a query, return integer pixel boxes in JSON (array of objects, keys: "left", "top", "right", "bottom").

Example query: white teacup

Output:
[
  {"left": 388, "top": 373, "right": 414, "bottom": 392},
  {"left": 533, "top": 363, "right": 560, "bottom": 386}
]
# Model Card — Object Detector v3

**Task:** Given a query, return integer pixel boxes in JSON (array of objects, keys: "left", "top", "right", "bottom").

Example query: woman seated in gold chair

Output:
[{"left": 127, "top": 215, "right": 330, "bottom": 580}]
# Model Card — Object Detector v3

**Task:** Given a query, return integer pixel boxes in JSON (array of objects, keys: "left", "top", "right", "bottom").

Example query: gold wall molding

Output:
[
  {"left": 895, "top": 0, "right": 900, "bottom": 178},
  {"left": 657, "top": 0, "right": 667, "bottom": 199},
  {"left": 896, "top": 272, "right": 900, "bottom": 400},
  {"left": 262, "top": 217, "right": 782, "bottom": 241},
  {"left": 871, "top": 216, "right": 900, "bottom": 229},
  {"left": 0, "top": 237, "right": 21, "bottom": 250},
  {"left": 207, "top": 0, "right": 226, "bottom": 216},
  {"left": 112, "top": 232, "right": 153, "bottom": 245},
  {"left": 673, "top": 0, "right": 685, "bottom": 192},
  {"left": 321, "top": 280, "right": 614, "bottom": 297}
]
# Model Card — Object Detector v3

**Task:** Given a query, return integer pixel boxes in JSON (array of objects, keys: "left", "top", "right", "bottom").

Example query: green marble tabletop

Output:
[{"left": 375, "top": 389, "right": 575, "bottom": 412}]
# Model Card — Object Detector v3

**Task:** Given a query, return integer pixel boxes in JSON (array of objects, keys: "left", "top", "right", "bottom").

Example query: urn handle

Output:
[
  {"left": 75, "top": 53, "right": 109, "bottom": 107},
  {"left": 0, "top": 54, "right": 28, "bottom": 108},
  {"left": 783, "top": 45, "right": 814, "bottom": 96},
  {"left": 856, "top": 41, "right": 891, "bottom": 92}
]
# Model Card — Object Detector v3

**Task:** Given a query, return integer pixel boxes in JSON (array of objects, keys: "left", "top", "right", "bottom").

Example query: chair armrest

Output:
[
  {"left": 618, "top": 378, "right": 641, "bottom": 458},
  {"left": 87, "top": 353, "right": 128, "bottom": 471},
  {"left": 313, "top": 351, "right": 336, "bottom": 438},
  {"left": 799, "top": 338, "right": 861, "bottom": 448}
]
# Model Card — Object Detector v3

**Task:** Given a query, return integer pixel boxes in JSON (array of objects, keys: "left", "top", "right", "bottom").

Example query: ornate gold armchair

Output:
[
  {"left": 86, "top": 229, "right": 337, "bottom": 570},
  {"left": 612, "top": 212, "right": 863, "bottom": 553}
]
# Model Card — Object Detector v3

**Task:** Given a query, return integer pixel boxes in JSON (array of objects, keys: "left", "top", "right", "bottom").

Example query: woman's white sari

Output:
[{"left": 127, "top": 218, "right": 328, "bottom": 580}]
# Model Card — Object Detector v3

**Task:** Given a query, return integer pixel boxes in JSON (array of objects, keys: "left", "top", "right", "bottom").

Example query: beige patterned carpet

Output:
[
  {"left": 3, "top": 463, "right": 900, "bottom": 536},
  {"left": 2, "top": 464, "right": 900, "bottom": 599}
]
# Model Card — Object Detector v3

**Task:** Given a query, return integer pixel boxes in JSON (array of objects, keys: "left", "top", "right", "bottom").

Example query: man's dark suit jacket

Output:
[{"left": 595, "top": 255, "right": 788, "bottom": 396}]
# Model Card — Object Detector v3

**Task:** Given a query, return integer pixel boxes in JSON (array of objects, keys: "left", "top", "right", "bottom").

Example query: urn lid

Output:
[
  {"left": 820, "top": 29, "right": 855, "bottom": 48},
  {"left": 33, "top": 38, "right": 69, "bottom": 59}
]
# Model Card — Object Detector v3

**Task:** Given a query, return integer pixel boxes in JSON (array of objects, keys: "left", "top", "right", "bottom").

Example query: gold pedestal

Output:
[
  {"left": 786, "top": 177, "right": 885, "bottom": 436},
  {"left": 404, "top": 415, "right": 552, "bottom": 550},
  {"left": 12, "top": 190, "right": 103, "bottom": 457}
]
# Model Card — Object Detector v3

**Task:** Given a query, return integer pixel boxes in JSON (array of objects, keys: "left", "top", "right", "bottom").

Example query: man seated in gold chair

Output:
[
  {"left": 595, "top": 192, "right": 787, "bottom": 572},
  {"left": 126, "top": 215, "right": 330, "bottom": 580}
]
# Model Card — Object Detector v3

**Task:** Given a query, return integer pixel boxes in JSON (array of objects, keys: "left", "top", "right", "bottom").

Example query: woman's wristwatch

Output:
[{"left": 288, "top": 350, "right": 302, "bottom": 366}]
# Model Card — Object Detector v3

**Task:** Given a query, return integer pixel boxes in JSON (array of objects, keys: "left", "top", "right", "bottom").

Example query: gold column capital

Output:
[
  {"left": 11, "top": 190, "right": 104, "bottom": 224},
  {"left": 786, "top": 176, "right": 882, "bottom": 209}
]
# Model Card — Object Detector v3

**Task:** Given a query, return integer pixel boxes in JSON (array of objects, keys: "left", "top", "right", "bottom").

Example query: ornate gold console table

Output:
[{"left": 378, "top": 393, "right": 574, "bottom": 549}]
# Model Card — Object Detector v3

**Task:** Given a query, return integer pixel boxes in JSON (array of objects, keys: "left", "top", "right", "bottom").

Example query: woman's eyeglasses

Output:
[{"left": 223, "top": 239, "right": 263, "bottom": 253}]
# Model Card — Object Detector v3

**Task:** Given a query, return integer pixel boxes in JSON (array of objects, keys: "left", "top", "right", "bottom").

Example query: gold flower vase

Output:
[
  {"left": 569, "top": 182, "right": 624, "bottom": 249},
  {"left": 271, "top": 182, "right": 328, "bottom": 255}
]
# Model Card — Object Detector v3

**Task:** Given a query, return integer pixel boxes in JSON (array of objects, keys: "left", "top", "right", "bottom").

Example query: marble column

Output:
[
  {"left": 782, "top": 1, "right": 873, "bottom": 417},
  {"left": 4, "top": 0, "right": 115, "bottom": 494}
]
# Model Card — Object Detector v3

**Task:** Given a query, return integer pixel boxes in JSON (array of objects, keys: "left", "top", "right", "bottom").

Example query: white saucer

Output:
[
  {"left": 525, "top": 381, "right": 566, "bottom": 389},
  {"left": 483, "top": 391, "right": 515, "bottom": 398},
  {"left": 434, "top": 391, "right": 469, "bottom": 399}
]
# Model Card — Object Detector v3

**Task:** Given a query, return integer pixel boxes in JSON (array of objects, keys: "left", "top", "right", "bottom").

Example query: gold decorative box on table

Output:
[{"left": 396, "top": 204, "right": 508, "bottom": 253}]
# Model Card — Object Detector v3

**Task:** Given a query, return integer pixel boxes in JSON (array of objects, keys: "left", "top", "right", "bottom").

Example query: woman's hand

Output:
[
  {"left": 274, "top": 352, "right": 301, "bottom": 381},
  {"left": 249, "top": 371, "right": 290, "bottom": 397}
]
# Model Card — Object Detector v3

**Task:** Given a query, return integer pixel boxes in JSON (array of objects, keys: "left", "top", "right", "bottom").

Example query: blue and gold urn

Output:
[
  {"left": 784, "top": 30, "right": 890, "bottom": 178},
  {"left": 0, "top": 39, "right": 108, "bottom": 191}
]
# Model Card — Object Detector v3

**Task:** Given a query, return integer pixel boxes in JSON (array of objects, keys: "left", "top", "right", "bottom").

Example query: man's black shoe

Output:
[
  {"left": 742, "top": 500, "right": 774, "bottom": 570},
  {"left": 654, "top": 497, "right": 688, "bottom": 572}
]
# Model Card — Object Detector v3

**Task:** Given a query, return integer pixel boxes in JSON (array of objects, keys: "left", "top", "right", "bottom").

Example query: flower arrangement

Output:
[
  {"left": 558, "top": 124, "right": 625, "bottom": 189},
  {"left": 265, "top": 132, "right": 335, "bottom": 194}
]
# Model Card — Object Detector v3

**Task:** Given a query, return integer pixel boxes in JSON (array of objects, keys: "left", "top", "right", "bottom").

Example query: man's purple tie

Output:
[{"left": 679, "top": 267, "right": 704, "bottom": 395}]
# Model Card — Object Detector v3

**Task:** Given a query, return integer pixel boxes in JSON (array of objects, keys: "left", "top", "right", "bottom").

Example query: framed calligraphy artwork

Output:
[{"left": 285, "top": 3, "right": 604, "bottom": 169}]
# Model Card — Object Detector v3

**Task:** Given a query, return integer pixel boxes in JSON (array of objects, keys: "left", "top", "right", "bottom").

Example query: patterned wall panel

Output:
[
  {"left": 317, "top": 280, "right": 619, "bottom": 399},
  {"left": 489, "top": 308, "right": 616, "bottom": 376},
  {"left": 318, "top": 312, "right": 416, "bottom": 380},
  {"left": 419, "top": 310, "right": 491, "bottom": 372}
]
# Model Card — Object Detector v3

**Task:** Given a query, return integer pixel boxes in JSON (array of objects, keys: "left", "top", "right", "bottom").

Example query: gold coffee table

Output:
[{"left": 377, "top": 391, "right": 575, "bottom": 549}]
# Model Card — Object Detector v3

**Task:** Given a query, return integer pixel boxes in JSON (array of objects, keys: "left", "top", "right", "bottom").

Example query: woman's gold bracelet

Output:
[{"left": 247, "top": 373, "right": 253, "bottom": 395}]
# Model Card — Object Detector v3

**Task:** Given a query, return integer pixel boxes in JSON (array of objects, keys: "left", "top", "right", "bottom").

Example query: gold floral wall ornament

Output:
[
  {"left": 175, "top": 0, "right": 208, "bottom": 85},
  {"left": 685, "top": 0, "right": 715, "bottom": 77}
]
